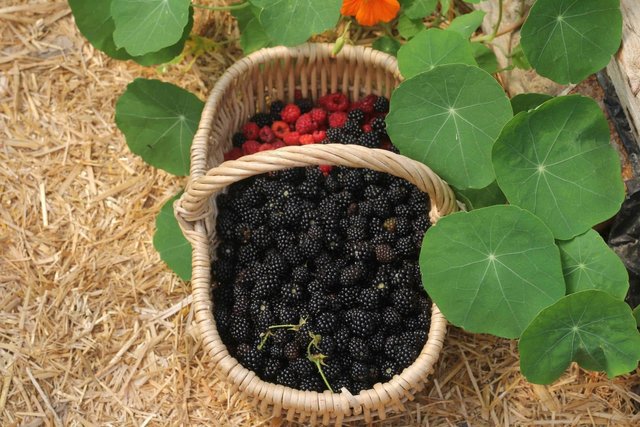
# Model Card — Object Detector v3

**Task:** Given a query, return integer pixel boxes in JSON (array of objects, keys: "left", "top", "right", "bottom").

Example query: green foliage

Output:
[
  {"left": 400, "top": 0, "right": 438, "bottom": 19},
  {"left": 446, "top": 10, "right": 486, "bottom": 39},
  {"left": 635, "top": 306, "right": 640, "bottom": 327},
  {"left": 372, "top": 36, "right": 401, "bottom": 57},
  {"left": 250, "top": 0, "right": 342, "bottom": 46},
  {"left": 510, "top": 44, "right": 531, "bottom": 70},
  {"left": 470, "top": 42, "right": 498, "bottom": 74},
  {"left": 386, "top": 64, "right": 512, "bottom": 189},
  {"left": 520, "top": 0, "right": 622, "bottom": 84},
  {"left": 454, "top": 181, "right": 506, "bottom": 210},
  {"left": 397, "top": 14, "right": 425, "bottom": 40},
  {"left": 153, "top": 193, "right": 192, "bottom": 281},
  {"left": 493, "top": 96, "right": 625, "bottom": 240},
  {"left": 397, "top": 29, "right": 476, "bottom": 78},
  {"left": 115, "top": 78, "right": 204, "bottom": 176},
  {"left": 111, "top": 0, "right": 191, "bottom": 56},
  {"left": 510, "top": 93, "right": 553, "bottom": 114},
  {"left": 519, "top": 291, "right": 640, "bottom": 384},
  {"left": 233, "top": 5, "right": 271, "bottom": 53},
  {"left": 421, "top": 206, "right": 565, "bottom": 338},
  {"left": 557, "top": 230, "right": 629, "bottom": 299}
]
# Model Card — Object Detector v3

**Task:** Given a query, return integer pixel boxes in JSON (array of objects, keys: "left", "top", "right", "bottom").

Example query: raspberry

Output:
[
  {"left": 283, "top": 131, "right": 300, "bottom": 146},
  {"left": 320, "top": 92, "right": 349, "bottom": 112},
  {"left": 223, "top": 147, "right": 243, "bottom": 161},
  {"left": 272, "top": 140, "right": 286, "bottom": 149},
  {"left": 259, "top": 126, "right": 275, "bottom": 143},
  {"left": 328, "top": 111, "right": 348, "bottom": 128},
  {"left": 362, "top": 124, "right": 373, "bottom": 133},
  {"left": 295, "top": 113, "right": 317, "bottom": 134},
  {"left": 258, "top": 143, "right": 274, "bottom": 152},
  {"left": 319, "top": 165, "right": 332, "bottom": 176},
  {"left": 271, "top": 120, "right": 290, "bottom": 138},
  {"left": 310, "top": 108, "right": 327, "bottom": 125},
  {"left": 312, "top": 130, "right": 326, "bottom": 143},
  {"left": 299, "top": 134, "right": 315, "bottom": 145},
  {"left": 242, "top": 122, "right": 260, "bottom": 140},
  {"left": 241, "top": 140, "right": 261, "bottom": 155},
  {"left": 359, "top": 94, "right": 377, "bottom": 114},
  {"left": 281, "top": 104, "right": 301, "bottom": 124}
]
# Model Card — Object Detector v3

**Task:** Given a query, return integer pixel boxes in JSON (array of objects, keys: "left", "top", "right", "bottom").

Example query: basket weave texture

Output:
[{"left": 175, "top": 44, "right": 458, "bottom": 425}]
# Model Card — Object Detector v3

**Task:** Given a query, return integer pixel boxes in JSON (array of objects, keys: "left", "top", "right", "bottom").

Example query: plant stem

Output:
[
  {"left": 491, "top": 0, "right": 504, "bottom": 41},
  {"left": 192, "top": 1, "right": 249, "bottom": 12},
  {"left": 313, "top": 358, "right": 334, "bottom": 393}
]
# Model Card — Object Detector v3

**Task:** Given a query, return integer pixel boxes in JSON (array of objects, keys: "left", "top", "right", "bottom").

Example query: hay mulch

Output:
[{"left": 1, "top": 2, "right": 639, "bottom": 426}]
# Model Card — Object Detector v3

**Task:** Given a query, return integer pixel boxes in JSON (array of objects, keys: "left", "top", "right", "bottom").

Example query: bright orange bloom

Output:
[{"left": 341, "top": 0, "right": 401, "bottom": 27}]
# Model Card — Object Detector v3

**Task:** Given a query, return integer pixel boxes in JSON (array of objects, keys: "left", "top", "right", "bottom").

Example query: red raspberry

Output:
[
  {"left": 319, "top": 165, "right": 333, "bottom": 176},
  {"left": 272, "top": 140, "right": 286, "bottom": 149},
  {"left": 281, "top": 104, "right": 301, "bottom": 124},
  {"left": 283, "top": 131, "right": 300, "bottom": 146},
  {"left": 310, "top": 108, "right": 327, "bottom": 125},
  {"left": 271, "top": 121, "right": 290, "bottom": 138},
  {"left": 295, "top": 113, "right": 317, "bottom": 134},
  {"left": 299, "top": 134, "right": 315, "bottom": 145},
  {"left": 223, "top": 147, "right": 243, "bottom": 161},
  {"left": 359, "top": 95, "right": 378, "bottom": 114},
  {"left": 362, "top": 124, "right": 373, "bottom": 133},
  {"left": 259, "top": 126, "right": 275, "bottom": 143},
  {"left": 312, "top": 130, "right": 326, "bottom": 143},
  {"left": 242, "top": 122, "right": 260, "bottom": 140},
  {"left": 380, "top": 140, "right": 394, "bottom": 151},
  {"left": 258, "top": 143, "right": 274, "bottom": 152},
  {"left": 242, "top": 140, "right": 261, "bottom": 155},
  {"left": 320, "top": 92, "right": 349, "bottom": 112},
  {"left": 328, "top": 111, "right": 348, "bottom": 128}
]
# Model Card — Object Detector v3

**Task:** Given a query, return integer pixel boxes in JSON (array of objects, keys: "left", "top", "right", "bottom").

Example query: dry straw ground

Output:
[{"left": 1, "top": 1, "right": 639, "bottom": 426}]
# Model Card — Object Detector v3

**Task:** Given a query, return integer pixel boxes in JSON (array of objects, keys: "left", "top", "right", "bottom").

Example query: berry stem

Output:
[
  {"left": 306, "top": 333, "right": 334, "bottom": 393},
  {"left": 257, "top": 318, "right": 307, "bottom": 350},
  {"left": 191, "top": 1, "right": 249, "bottom": 12}
]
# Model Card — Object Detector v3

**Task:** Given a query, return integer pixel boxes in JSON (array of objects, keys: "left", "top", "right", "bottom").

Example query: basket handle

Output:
[{"left": 174, "top": 144, "right": 457, "bottom": 243}]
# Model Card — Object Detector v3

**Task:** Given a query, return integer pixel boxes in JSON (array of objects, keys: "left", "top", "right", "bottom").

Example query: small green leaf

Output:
[
  {"left": 493, "top": 95, "right": 625, "bottom": 240},
  {"left": 111, "top": 0, "right": 191, "bottom": 56},
  {"left": 557, "top": 229, "right": 628, "bottom": 299},
  {"left": 510, "top": 44, "right": 531, "bottom": 70},
  {"left": 455, "top": 181, "right": 507, "bottom": 210},
  {"left": 398, "top": 14, "right": 424, "bottom": 40},
  {"left": 510, "top": 93, "right": 553, "bottom": 114},
  {"left": 233, "top": 4, "right": 271, "bottom": 54},
  {"left": 400, "top": 0, "right": 438, "bottom": 20},
  {"left": 520, "top": 0, "right": 622, "bottom": 84},
  {"left": 372, "top": 36, "right": 401, "bottom": 57},
  {"left": 470, "top": 42, "right": 498, "bottom": 74},
  {"left": 154, "top": 193, "right": 192, "bottom": 280},
  {"left": 386, "top": 64, "right": 513, "bottom": 189},
  {"left": 251, "top": 0, "right": 341, "bottom": 46},
  {"left": 421, "top": 205, "right": 565, "bottom": 338},
  {"left": 439, "top": 0, "right": 450, "bottom": 15},
  {"left": 446, "top": 10, "right": 486, "bottom": 39},
  {"left": 520, "top": 290, "right": 640, "bottom": 384},
  {"left": 397, "top": 29, "right": 476, "bottom": 79},
  {"left": 115, "top": 78, "right": 204, "bottom": 176}
]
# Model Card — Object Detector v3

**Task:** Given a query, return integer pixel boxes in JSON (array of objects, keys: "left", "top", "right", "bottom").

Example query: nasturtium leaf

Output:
[
  {"left": 154, "top": 193, "right": 192, "bottom": 281},
  {"left": 510, "top": 44, "right": 531, "bottom": 70},
  {"left": 520, "top": 0, "right": 622, "bottom": 84},
  {"left": 132, "top": 7, "right": 193, "bottom": 66},
  {"left": 455, "top": 181, "right": 507, "bottom": 210},
  {"left": 397, "top": 29, "right": 476, "bottom": 79},
  {"left": 251, "top": 0, "right": 341, "bottom": 46},
  {"left": 400, "top": 0, "right": 438, "bottom": 20},
  {"left": 420, "top": 205, "right": 565, "bottom": 338},
  {"left": 446, "top": 10, "right": 486, "bottom": 39},
  {"left": 439, "top": 0, "right": 450, "bottom": 15},
  {"left": 115, "top": 78, "right": 204, "bottom": 176},
  {"left": 557, "top": 229, "right": 629, "bottom": 299},
  {"left": 232, "top": 5, "right": 271, "bottom": 54},
  {"left": 493, "top": 95, "right": 625, "bottom": 240},
  {"left": 386, "top": 64, "right": 513, "bottom": 189},
  {"left": 372, "top": 36, "right": 401, "bottom": 57},
  {"left": 510, "top": 93, "right": 553, "bottom": 114},
  {"left": 519, "top": 290, "right": 640, "bottom": 384},
  {"left": 470, "top": 42, "right": 498, "bottom": 74},
  {"left": 634, "top": 306, "right": 640, "bottom": 326},
  {"left": 398, "top": 14, "right": 424, "bottom": 40},
  {"left": 111, "top": 0, "right": 191, "bottom": 56}
]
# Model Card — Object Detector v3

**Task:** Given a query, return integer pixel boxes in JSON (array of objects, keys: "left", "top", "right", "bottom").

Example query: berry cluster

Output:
[
  {"left": 224, "top": 92, "right": 393, "bottom": 161},
  {"left": 212, "top": 166, "right": 432, "bottom": 394}
]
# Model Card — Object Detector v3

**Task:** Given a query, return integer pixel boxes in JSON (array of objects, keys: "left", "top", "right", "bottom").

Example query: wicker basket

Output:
[{"left": 175, "top": 44, "right": 458, "bottom": 425}]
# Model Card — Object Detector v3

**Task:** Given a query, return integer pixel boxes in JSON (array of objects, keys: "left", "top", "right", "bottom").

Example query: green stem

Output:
[
  {"left": 192, "top": 1, "right": 249, "bottom": 12},
  {"left": 313, "top": 358, "right": 334, "bottom": 393},
  {"left": 490, "top": 0, "right": 504, "bottom": 41}
]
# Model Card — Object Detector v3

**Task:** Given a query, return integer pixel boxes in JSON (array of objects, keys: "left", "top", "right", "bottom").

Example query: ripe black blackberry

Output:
[
  {"left": 276, "top": 368, "right": 298, "bottom": 388},
  {"left": 230, "top": 317, "right": 252, "bottom": 343},
  {"left": 348, "top": 109, "right": 365, "bottom": 124},
  {"left": 281, "top": 282, "right": 303, "bottom": 303},
  {"left": 346, "top": 309, "right": 379, "bottom": 337},
  {"left": 283, "top": 341, "right": 300, "bottom": 361},
  {"left": 313, "top": 312, "right": 339, "bottom": 335},
  {"left": 392, "top": 287, "right": 419, "bottom": 316},
  {"left": 299, "top": 376, "right": 324, "bottom": 392},
  {"left": 345, "top": 241, "right": 374, "bottom": 262},
  {"left": 370, "top": 116, "right": 386, "bottom": 133},
  {"left": 340, "top": 132, "right": 360, "bottom": 145},
  {"left": 237, "top": 244, "right": 260, "bottom": 266},
  {"left": 270, "top": 100, "right": 285, "bottom": 115},
  {"left": 317, "top": 334, "right": 337, "bottom": 356},
  {"left": 357, "top": 287, "right": 380, "bottom": 310},
  {"left": 251, "top": 113, "right": 272, "bottom": 128},
  {"left": 375, "top": 244, "right": 396, "bottom": 264},
  {"left": 236, "top": 343, "right": 263, "bottom": 371},
  {"left": 350, "top": 361, "right": 370, "bottom": 382},
  {"left": 394, "top": 344, "right": 418, "bottom": 369},
  {"left": 380, "top": 360, "right": 398, "bottom": 381},
  {"left": 262, "top": 358, "right": 282, "bottom": 381},
  {"left": 326, "top": 127, "right": 343, "bottom": 143},
  {"left": 348, "top": 337, "right": 370, "bottom": 361},
  {"left": 374, "top": 96, "right": 389, "bottom": 113},
  {"left": 357, "top": 132, "right": 379, "bottom": 148},
  {"left": 232, "top": 132, "right": 246, "bottom": 147},
  {"left": 343, "top": 120, "right": 361, "bottom": 135},
  {"left": 295, "top": 98, "right": 314, "bottom": 113}
]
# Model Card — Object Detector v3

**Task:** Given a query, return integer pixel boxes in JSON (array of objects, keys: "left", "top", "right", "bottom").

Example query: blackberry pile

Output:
[{"left": 212, "top": 166, "right": 432, "bottom": 394}]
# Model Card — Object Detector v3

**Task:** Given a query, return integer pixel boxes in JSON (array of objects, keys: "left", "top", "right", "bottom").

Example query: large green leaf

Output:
[
  {"left": 420, "top": 205, "right": 565, "bottom": 338},
  {"left": 446, "top": 10, "right": 486, "bottom": 39},
  {"left": 232, "top": 4, "right": 271, "bottom": 54},
  {"left": 510, "top": 93, "right": 553, "bottom": 114},
  {"left": 454, "top": 180, "right": 507, "bottom": 210},
  {"left": 557, "top": 229, "right": 628, "bottom": 299},
  {"left": 470, "top": 42, "right": 498, "bottom": 74},
  {"left": 520, "top": 290, "right": 640, "bottom": 384},
  {"left": 251, "top": 0, "right": 341, "bottom": 46},
  {"left": 397, "top": 29, "right": 476, "bottom": 79},
  {"left": 520, "top": 0, "right": 622, "bottom": 84},
  {"left": 386, "top": 64, "right": 512, "bottom": 189},
  {"left": 115, "top": 79, "right": 204, "bottom": 176},
  {"left": 398, "top": 14, "right": 425, "bottom": 40},
  {"left": 400, "top": 0, "right": 438, "bottom": 20},
  {"left": 154, "top": 193, "right": 192, "bottom": 281},
  {"left": 493, "top": 95, "right": 625, "bottom": 240},
  {"left": 111, "top": 0, "right": 191, "bottom": 56}
]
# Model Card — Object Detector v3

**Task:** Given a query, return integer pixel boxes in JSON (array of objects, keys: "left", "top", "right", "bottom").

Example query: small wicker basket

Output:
[{"left": 175, "top": 44, "right": 458, "bottom": 425}]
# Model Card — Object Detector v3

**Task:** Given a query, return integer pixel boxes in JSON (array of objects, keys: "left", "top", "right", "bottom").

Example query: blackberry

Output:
[
  {"left": 299, "top": 233, "right": 323, "bottom": 258},
  {"left": 334, "top": 327, "right": 351, "bottom": 352},
  {"left": 384, "top": 335, "right": 403, "bottom": 359},
  {"left": 295, "top": 98, "right": 314, "bottom": 113},
  {"left": 313, "top": 312, "right": 339, "bottom": 335},
  {"left": 262, "top": 358, "right": 282, "bottom": 381},
  {"left": 343, "top": 120, "right": 361, "bottom": 135},
  {"left": 275, "top": 229, "right": 296, "bottom": 251},
  {"left": 317, "top": 334, "right": 337, "bottom": 356},
  {"left": 283, "top": 341, "right": 300, "bottom": 360},
  {"left": 309, "top": 292, "right": 330, "bottom": 315},
  {"left": 236, "top": 343, "right": 263, "bottom": 371},
  {"left": 348, "top": 109, "right": 365, "bottom": 125},
  {"left": 282, "top": 245, "right": 304, "bottom": 266},
  {"left": 251, "top": 113, "right": 272, "bottom": 128},
  {"left": 382, "top": 307, "right": 402, "bottom": 330},
  {"left": 339, "top": 262, "right": 366, "bottom": 286},
  {"left": 305, "top": 166, "right": 324, "bottom": 184},
  {"left": 332, "top": 378, "right": 354, "bottom": 394},
  {"left": 237, "top": 244, "right": 260, "bottom": 265},
  {"left": 375, "top": 244, "right": 396, "bottom": 264},
  {"left": 298, "top": 181, "right": 320, "bottom": 199},
  {"left": 290, "top": 358, "right": 314, "bottom": 378},
  {"left": 374, "top": 96, "right": 389, "bottom": 113},
  {"left": 390, "top": 263, "right": 417, "bottom": 288},
  {"left": 326, "top": 127, "right": 343, "bottom": 143},
  {"left": 364, "top": 185, "right": 383, "bottom": 200},
  {"left": 369, "top": 331, "right": 385, "bottom": 354},
  {"left": 232, "top": 294, "right": 250, "bottom": 316},
  {"left": 281, "top": 282, "right": 303, "bottom": 303},
  {"left": 270, "top": 100, "right": 285, "bottom": 115},
  {"left": 250, "top": 299, "right": 272, "bottom": 319},
  {"left": 324, "top": 232, "right": 343, "bottom": 252},
  {"left": 346, "top": 309, "right": 379, "bottom": 337},
  {"left": 276, "top": 368, "right": 298, "bottom": 388},
  {"left": 345, "top": 241, "right": 374, "bottom": 262},
  {"left": 370, "top": 116, "right": 386, "bottom": 133},
  {"left": 232, "top": 132, "right": 246, "bottom": 147},
  {"left": 229, "top": 317, "right": 251, "bottom": 342},
  {"left": 350, "top": 362, "right": 370, "bottom": 382},
  {"left": 392, "top": 288, "right": 419, "bottom": 316},
  {"left": 372, "top": 197, "right": 391, "bottom": 217},
  {"left": 388, "top": 183, "right": 408, "bottom": 204},
  {"left": 340, "top": 132, "right": 360, "bottom": 145},
  {"left": 357, "top": 132, "right": 379, "bottom": 148},
  {"left": 346, "top": 223, "right": 367, "bottom": 241},
  {"left": 299, "top": 376, "right": 324, "bottom": 392},
  {"left": 394, "top": 344, "right": 418, "bottom": 369},
  {"left": 381, "top": 360, "right": 398, "bottom": 381},
  {"left": 275, "top": 301, "right": 300, "bottom": 324},
  {"left": 322, "top": 360, "right": 343, "bottom": 381},
  {"left": 263, "top": 251, "right": 288, "bottom": 277},
  {"left": 395, "top": 217, "right": 412, "bottom": 236},
  {"left": 348, "top": 337, "right": 370, "bottom": 361},
  {"left": 212, "top": 259, "right": 234, "bottom": 283},
  {"left": 357, "top": 287, "right": 380, "bottom": 311},
  {"left": 316, "top": 264, "right": 340, "bottom": 289},
  {"left": 337, "top": 169, "right": 365, "bottom": 193},
  {"left": 291, "top": 265, "right": 310, "bottom": 285},
  {"left": 252, "top": 275, "right": 279, "bottom": 299},
  {"left": 337, "top": 286, "right": 361, "bottom": 309},
  {"left": 306, "top": 279, "right": 326, "bottom": 295}
]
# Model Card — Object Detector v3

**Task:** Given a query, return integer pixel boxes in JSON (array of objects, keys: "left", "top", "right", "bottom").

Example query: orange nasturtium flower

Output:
[{"left": 341, "top": 0, "right": 401, "bottom": 27}]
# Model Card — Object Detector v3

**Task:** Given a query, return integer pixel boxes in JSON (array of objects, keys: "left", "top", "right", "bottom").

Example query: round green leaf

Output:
[
  {"left": 470, "top": 42, "right": 498, "bottom": 74},
  {"left": 111, "top": 0, "right": 191, "bottom": 56},
  {"left": 386, "top": 64, "right": 513, "bottom": 189},
  {"left": 400, "top": 0, "right": 438, "bottom": 20},
  {"left": 372, "top": 36, "right": 401, "bottom": 57},
  {"left": 251, "top": 0, "right": 341, "bottom": 46},
  {"left": 557, "top": 229, "right": 628, "bottom": 299},
  {"left": 510, "top": 93, "right": 553, "bottom": 115},
  {"left": 446, "top": 10, "right": 486, "bottom": 39},
  {"left": 397, "top": 29, "right": 476, "bottom": 79},
  {"left": 131, "top": 7, "right": 193, "bottom": 66},
  {"left": 420, "top": 205, "right": 565, "bottom": 338},
  {"left": 115, "top": 78, "right": 204, "bottom": 176},
  {"left": 154, "top": 193, "right": 192, "bottom": 281},
  {"left": 520, "top": 0, "right": 622, "bottom": 84},
  {"left": 520, "top": 290, "right": 640, "bottom": 384},
  {"left": 398, "top": 14, "right": 425, "bottom": 40},
  {"left": 233, "top": 5, "right": 271, "bottom": 54},
  {"left": 493, "top": 95, "right": 625, "bottom": 240}
]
